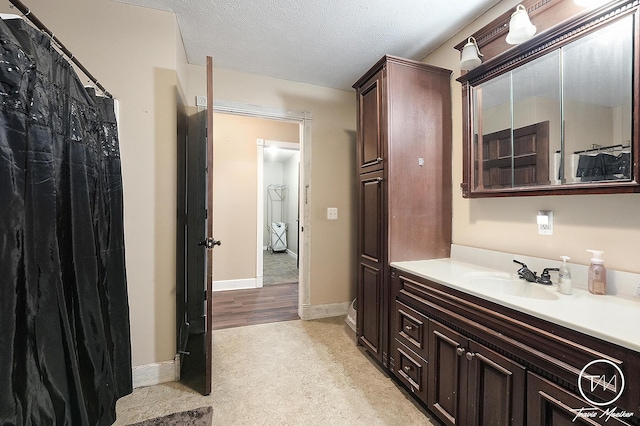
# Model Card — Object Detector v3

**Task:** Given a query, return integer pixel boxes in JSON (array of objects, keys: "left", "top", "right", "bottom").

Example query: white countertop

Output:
[{"left": 391, "top": 258, "right": 640, "bottom": 353}]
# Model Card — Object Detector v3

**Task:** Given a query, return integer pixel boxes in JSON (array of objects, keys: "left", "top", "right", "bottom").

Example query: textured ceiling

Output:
[{"left": 114, "top": 0, "right": 501, "bottom": 90}]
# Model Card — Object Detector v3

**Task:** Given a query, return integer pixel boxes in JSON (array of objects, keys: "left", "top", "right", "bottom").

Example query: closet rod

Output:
[
  {"left": 573, "top": 143, "right": 630, "bottom": 155},
  {"left": 7, "top": 0, "right": 112, "bottom": 98}
]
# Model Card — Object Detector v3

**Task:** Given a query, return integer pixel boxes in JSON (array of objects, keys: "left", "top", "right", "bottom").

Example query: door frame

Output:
[
  {"left": 213, "top": 100, "right": 312, "bottom": 318},
  {"left": 257, "top": 139, "right": 300, "bottom": 288}
]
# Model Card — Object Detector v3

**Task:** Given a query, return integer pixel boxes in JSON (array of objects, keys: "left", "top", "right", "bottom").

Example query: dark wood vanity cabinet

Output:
[
  {"left": 389, "top": 268, "right": 639, "bottom": 426},
  {"left": 353, "top": 55, "right": 452, "bottom": 367},
  {"left": 357, "top": 171, "right": 385, "bottom": 359},
  {"left": 527, "top": 372, "right": 632, "bottom": 426},
  {"left": 428, "top": 321, "right": 526, "bottom": 426}
]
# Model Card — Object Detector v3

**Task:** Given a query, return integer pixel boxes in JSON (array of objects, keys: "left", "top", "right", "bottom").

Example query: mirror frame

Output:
[{"left": 458, "top": 0, "right": 640, "bottom": 197}]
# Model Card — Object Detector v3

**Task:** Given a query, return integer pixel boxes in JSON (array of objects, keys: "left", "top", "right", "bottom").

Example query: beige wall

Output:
[
  {"left": 212, "top": 113, "right": 299, "bottom": 281},
  {"left": 3, "top": 0, "right": 357, "bottom": 370},
  {"left": 0, "top": 0, "right": 185, "bottom": 367},
  {"left": 424, "top": 0, "right": 640, "bottom": 273},
  {"left": 187, "top": 65, "right": 357, "bottom": 305}
]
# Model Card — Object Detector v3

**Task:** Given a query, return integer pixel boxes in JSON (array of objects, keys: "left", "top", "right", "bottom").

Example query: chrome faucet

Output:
[
  {"left": 513, "top": 260, "right": 559, "bottom": 285},
  {"left": 513, "top": 259, "right": 537, "bottom": 282},
  {"left": 537, "top": 268, "right": 560, "bottom": 285}
]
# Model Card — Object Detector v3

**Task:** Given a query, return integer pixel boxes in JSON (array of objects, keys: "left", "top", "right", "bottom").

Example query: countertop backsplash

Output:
[{"left": 450, "top": 244, "right": 640, "bottom": 300}]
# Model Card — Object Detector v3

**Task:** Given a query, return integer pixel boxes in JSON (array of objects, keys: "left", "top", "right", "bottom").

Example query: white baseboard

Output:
[
  {"left": 287, "top": 249, "right": 298, "bottom": 260},
  {"left": 213, "top": 278, "right": 258, "bottom": 291},
  {"left": 132, "top": 357, "right": 178, "bottom": 388},
  {"left": 300, "top": 301, "right": 351, "bottom": 320},
  {"left": 131, "top": 302, "right": 351, "bottom": 388}
]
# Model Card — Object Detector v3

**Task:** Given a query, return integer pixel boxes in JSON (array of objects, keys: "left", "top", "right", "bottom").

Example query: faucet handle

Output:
[
  {"left": 537, "top": 267, "right": 560, "bottom": 285},
  {"left": 513, "top": 259, "right": 537, "bottom": 282},
  {"left": 513, "top": 259, "right": 527, "bottom": 268}
]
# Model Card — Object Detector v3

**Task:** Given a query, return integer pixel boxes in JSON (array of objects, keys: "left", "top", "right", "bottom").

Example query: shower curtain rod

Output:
[{"left": 7, "top": 0, "right": 113, "bottom": 98}]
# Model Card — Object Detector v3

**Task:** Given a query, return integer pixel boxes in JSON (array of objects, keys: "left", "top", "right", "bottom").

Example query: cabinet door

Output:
[
  {"left": 359, "top": 171, "right": 384, "bottom": 263},
  {"left": 428, "top": 321, "right": 468, "bottom": 426},
  {"left": 466, "top": 340, "right": 526, "bottom": 426},
  {"left": 357, "top": 170, "right": 386, "bottom": 364},
  {"left": 527, "top": 373, "right": 633, "bottom": 426},
  {"left": 358, "top": 263, "right": 382, "bottom": 357},
  {"left": 356, "top": 68, "right": 385, "bottom": 174}
]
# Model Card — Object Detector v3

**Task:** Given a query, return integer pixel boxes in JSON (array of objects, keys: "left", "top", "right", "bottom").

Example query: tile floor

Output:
[{"left": 114, "top": 317, "right": 437, "bottom": 425}]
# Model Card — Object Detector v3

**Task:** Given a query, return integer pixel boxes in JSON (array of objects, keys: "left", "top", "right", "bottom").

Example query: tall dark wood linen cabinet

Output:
[{"left": 353, "top": 55, "right": 452, "bottom": 367}]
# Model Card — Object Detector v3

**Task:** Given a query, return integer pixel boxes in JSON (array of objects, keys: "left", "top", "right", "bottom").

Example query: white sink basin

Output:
[
  {"left": 469, "top": 277, "right": 559, "bottom": 301},
  {"left": 463, "top": 271, "right": 513, "bottom": 279}
]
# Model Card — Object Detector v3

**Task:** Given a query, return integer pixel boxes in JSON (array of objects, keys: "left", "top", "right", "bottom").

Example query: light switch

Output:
[
  {"left": 327, "top": 207, "right": 338, "bottom": 220},
  {"left": 196, "top": 95, "right": 207, "bottom": 107}
]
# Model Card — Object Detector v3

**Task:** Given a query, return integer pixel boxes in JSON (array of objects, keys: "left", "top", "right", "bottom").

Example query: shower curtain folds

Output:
[{"left": 0, "top": 18, "right": 132, "bottom": 425}]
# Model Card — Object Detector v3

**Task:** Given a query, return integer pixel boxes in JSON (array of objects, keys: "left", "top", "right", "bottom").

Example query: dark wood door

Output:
[
  {"left": 203, "top": 56, "right": 215, "bottom": 395},
  {"left": 527, "top": 373, "right": 632, "bottom": 426},
  {"left": 476, "top": 121, "right": 550, "bottom": 189},
  {"left": 428, "top": 321, "right": 468, "bottom": 426},
  {"left": 357, "top": 68, "right": 385, "bottom": 174},
  {"left": 466, "top": 340, "right": 526, "bottom": 426},
  {"left": 176, "top": 57, "right": 216, "bottom": 395},
  {"left": 357, "top": 170, "right": 385, "bottom": 363}
]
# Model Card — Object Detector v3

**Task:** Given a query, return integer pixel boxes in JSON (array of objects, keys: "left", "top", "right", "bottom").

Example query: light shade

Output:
[
  {"left": 506, "top": 4, "right": 537, "bottom": 45},
  {"left": 574, "top": 0, "right": 609, "bottom": 6},
  {"left": 460, "top": 37, "right": 483, "bottom": 70}
]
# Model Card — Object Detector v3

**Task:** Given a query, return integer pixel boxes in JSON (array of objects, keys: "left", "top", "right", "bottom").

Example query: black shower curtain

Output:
[{"left": 0, "top": 18, "right": 132, "bottom": 425}]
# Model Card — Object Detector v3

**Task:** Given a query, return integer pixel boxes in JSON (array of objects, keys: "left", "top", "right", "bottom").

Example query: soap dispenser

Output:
[
  {"left": 586, "top": 250, "right": 607, "bottom": 295},
  {"left": 558, "top": 256, "right": 572, "bottom": 295}
]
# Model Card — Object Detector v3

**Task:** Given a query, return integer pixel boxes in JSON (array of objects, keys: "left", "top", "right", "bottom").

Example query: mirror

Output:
[{"left": 460, "top": 4, "right": 638, "bottom": 197}]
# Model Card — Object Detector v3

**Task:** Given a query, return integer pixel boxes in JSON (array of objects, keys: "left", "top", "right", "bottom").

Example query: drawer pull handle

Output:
[
  {"left": 404, "top": 325, "right": 414, "bottom": 331},
  {"left": 404, "top": 365, "right": 412, "bottom": 372},
  {"left": 465, "top": 352, "right": 475, "bottom": 361},
  {"left": 456, "top": 347, "right": 465, "bottom": 356}
]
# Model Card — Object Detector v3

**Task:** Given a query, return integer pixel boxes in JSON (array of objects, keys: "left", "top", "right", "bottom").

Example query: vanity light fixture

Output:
[
  {"left": 460, "top": 36, "right": 484, "bottom": 70},
  {"left": 506, "top": 4, "right": 537, "bottom": 45},
  {"left": 574, "top": 0, "right": 609, "bottom": 7}
]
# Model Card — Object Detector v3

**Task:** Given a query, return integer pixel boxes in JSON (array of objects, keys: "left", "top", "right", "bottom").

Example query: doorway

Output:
[
  {"left": 259, "top": 140, "right": 300, "bottom": 287},
  {"left": 213, "top": 100, "right": 312, "bottom": 319}
]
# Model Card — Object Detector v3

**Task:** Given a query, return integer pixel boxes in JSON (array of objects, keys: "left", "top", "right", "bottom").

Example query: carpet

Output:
[{"left": 128, "top": 406, "right": 212, "bottom": 426}]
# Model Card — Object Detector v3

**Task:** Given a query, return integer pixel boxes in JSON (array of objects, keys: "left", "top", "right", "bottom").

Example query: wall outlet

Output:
[
  {"left": 327, "top": 207, "right": 338, "bottom": 220},
  {"left": 537, "top": 210, "right": 553, "bottom": 235}
]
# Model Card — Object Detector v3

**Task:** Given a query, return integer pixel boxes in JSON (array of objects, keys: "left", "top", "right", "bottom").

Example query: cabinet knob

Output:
[
  {"left": 403, "top": 365, "right": 412, "bottom": 372},
  {"left": 465, "top": 352, "right": 475, "bottom": 361},
  {"left": 404, "top": 325, "right": 414, "bottom": 331},
  {"left": 456, "top": 347, "right": 465, "bottom": 356},
  {"left": 376, "top": 157, "right": 383, "bottom": 163}
]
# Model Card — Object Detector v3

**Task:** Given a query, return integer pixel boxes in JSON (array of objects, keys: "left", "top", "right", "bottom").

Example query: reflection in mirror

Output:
[
  {"left": 471, "top": 14, "right": 633, "bottom": 191},
  {"left": 562, "top": 15, "right": 633, "bottom": 183},
  {"left": 512, "top": 51, "right": 559, "bottom": 186},
  {"left": 474, "top": 73, "right": 512, "bottom": 189}
]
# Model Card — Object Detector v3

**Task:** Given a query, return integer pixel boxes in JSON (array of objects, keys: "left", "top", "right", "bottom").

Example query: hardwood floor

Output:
[{"left": 212, "top": 282, "right": 299, "bottom": 330}]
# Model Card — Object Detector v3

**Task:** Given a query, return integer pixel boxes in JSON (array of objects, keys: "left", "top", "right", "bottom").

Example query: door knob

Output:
[{"left": 198, "top": 237, "right": 221, "bottom": 249}]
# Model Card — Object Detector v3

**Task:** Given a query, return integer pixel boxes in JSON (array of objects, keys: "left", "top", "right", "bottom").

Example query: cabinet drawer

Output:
[
  {"left": 393, "top": 340, "right": 428, "bottom": 402},
  {"left": 394, "top": 300, "right": 429, "bottom": 360}
]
